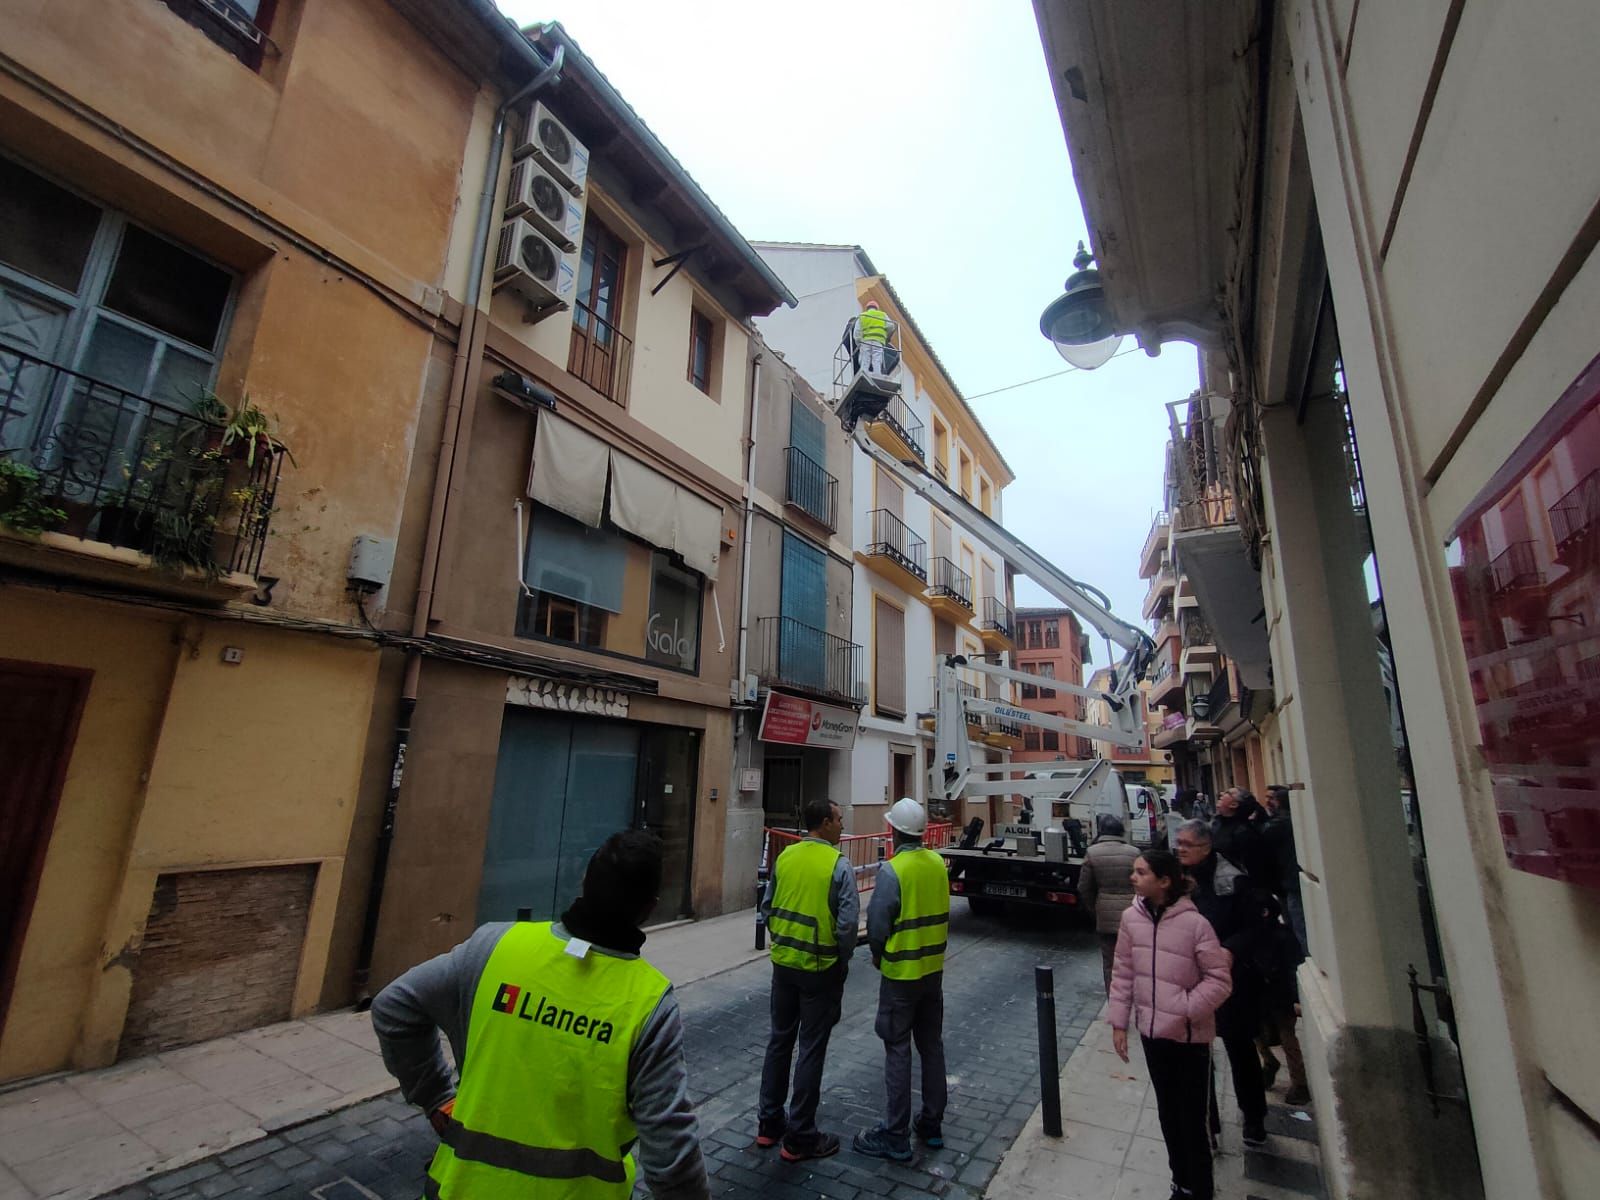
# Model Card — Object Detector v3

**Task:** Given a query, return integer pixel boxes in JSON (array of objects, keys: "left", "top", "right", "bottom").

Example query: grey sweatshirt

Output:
[
  {"left": 760, "top": 836, "right": 860, "bottom": 962},
  {"left": 369, "top": 922, "right": 708, "bottom": 1200}
]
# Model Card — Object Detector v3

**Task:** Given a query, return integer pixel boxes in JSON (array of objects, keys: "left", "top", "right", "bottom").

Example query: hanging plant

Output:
[{"left": 0, "top": 458, "right": 68, "bottom": 536}]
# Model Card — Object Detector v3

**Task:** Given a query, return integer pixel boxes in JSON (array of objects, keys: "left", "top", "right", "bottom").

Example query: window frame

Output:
[
  {"left": 687, "top": 308, "right": 715, "bottom": 395},
  {"left": 872, "top": 592, "right": 908, "bottom": 719}
]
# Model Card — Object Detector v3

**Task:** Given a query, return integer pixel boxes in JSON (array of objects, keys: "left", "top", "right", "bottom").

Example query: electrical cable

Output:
[{"left": 963, "top": 344, "right": 1141, "bottom": 402}]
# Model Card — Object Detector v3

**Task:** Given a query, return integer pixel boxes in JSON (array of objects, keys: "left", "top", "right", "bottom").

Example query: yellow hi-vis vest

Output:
[
  {"left": 425, "top": 922, "right": 670, "bottom": 1200},
  {"left": 856, "top": 309, "right": 890, "bottom": 345},
  {"left": 881, "top": 847, "right": 950, "bottom": 981},
  {"left": 768, "top": 839, "right": 843, "bottom": 972}
]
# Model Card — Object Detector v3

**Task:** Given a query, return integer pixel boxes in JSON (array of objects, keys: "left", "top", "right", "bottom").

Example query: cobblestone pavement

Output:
[{"left": 113, "top": 907, "right": 1103, "bottom": 1200}]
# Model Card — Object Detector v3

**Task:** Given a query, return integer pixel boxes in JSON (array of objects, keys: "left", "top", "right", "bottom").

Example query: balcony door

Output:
[
  {"left": 569, "top": 215, "right": 627, "bottom": 399},
  {"left": 780, "top": 532, "right": 828, "bottom": 693}
]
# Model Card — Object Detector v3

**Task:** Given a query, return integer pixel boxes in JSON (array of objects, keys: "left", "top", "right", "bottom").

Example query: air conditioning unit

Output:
[
  {"left": 506, "top": 158, "right": 584, "bottom": 252},
  {"left": 514, "top": 101, "right": 590, "bottom": 196},
  {"left": 494, "top": 218, "right": 576, "bottom": 308}
]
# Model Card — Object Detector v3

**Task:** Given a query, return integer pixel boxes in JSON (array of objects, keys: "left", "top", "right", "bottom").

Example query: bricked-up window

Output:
[
  {"left": 163, "top": 1, "right": 277, "bottom": 71},
  {"left": 688, "top": 310, "right": 714, "bottom": 394},
  {"left": 874, "top": 597, "right": 906, "bottom": 717}
]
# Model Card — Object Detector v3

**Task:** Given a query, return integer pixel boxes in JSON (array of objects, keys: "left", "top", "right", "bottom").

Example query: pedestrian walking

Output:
[
  {"left": 370, "top": 830, "right": 709, "bottom": 1200},
  {"left": 1109, "top": 849, "right": 1232, "bottom": 1200},
  {"left": 1174, "top": 818, "right": 1270, "bottom": 1147},
  {"left": 1077, "top": 812, "right": 1141, "bottom": 993},
  {"left": 854, "top": 798, "right": 950, "bottom": 1163},
  {"left": 757, "top": 798, "right": 857, "bottom": 1162}
]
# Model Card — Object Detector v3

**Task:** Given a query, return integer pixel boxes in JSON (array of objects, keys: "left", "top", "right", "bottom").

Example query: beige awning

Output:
[
  {"left": 674, "top": 486, "right": 721, "bottom": 580},
  {"left": 527, "top": 412, "right": 608, "bottom": 527}
]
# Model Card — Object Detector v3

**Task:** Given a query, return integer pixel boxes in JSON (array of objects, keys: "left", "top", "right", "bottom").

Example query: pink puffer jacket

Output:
[{"left": 1108, "top": 896, "right": 1232, "bottom": 1043}]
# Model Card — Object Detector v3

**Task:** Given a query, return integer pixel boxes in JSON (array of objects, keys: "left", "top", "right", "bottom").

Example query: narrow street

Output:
[{"left": 107, "top": 910, "right": 1104, "bottom": 1200}]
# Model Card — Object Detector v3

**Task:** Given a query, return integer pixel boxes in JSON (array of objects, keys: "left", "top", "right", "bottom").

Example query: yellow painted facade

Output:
[{"left": 0, "top": 0, "right": 478, "bottom": 1078}]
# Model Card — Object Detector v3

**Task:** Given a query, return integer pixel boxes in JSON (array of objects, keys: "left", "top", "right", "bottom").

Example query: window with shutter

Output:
[{"left": 874, "top": 596, "right": 906, "bottom": 717}]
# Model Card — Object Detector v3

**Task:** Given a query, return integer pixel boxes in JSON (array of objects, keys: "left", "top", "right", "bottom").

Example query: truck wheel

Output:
[{"left": 968, "top": 897, "right": 1003, "bottom": 918}]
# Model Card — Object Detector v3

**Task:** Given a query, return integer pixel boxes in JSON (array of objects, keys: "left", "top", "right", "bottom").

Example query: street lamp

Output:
[{"left": 1039, "top": 242, "right": 1124, "bottom": 369}]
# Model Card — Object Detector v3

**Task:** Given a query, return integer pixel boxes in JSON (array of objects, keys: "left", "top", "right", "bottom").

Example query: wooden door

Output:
[
  {"left": 0, "top": 662, "right": 90, "bottom": 1030},
  {"left": 569, "top": 215, "right": 628, "bottom": 398}
]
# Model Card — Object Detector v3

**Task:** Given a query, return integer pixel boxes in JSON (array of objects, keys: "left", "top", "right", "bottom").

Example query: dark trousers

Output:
[
  {"left": 1216, "top": 995, "right": 1267, "bottom": 1126},
  {"left": 1143, "top": 1036, "right": 1213, "bottom": 1200},
  {"left": 758, "top": 963, "right": 843, "bottom": 1140},
  {"left": 874, "top": 974, "right": 947, "bottom": 1140},
  {"left": 1097, "top": 933, "right": 1118, "bottom": 995}
]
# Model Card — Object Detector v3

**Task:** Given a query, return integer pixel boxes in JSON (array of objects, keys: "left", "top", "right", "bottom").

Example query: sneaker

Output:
[
  {"left": 1284, "top": 1084, "right": 1312, "bottom": 1106},
  {"left": 780, "top": 1132, "right": 840, "bottom": 1163},
  {"left": 1242, "top": 1120, "right": 1268, "bottom": 1148},
  {"left": 755, "top": 1118, "right": 786, "bottom": 1148},
  {"left": 852, "top": 1127, "right": 913, "bottom": 1163},
  {"left": 913, "top": 1119, "right": 944, "bottom": 1148}
]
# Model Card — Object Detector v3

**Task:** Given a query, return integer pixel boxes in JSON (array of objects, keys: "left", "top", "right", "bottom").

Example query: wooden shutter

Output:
[
  {"left": 877, "top": 467, "right": 903, "bottom": 519},
  {"left": 874, "top": 597, "right": 906, "bottom": 717},
  {"left": 981, "top": 561, "right": 996, "bottom": 602}
]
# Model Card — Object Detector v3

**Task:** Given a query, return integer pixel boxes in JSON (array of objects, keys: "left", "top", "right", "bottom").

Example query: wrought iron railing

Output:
[
  {"left": 1489, "top": 540, "right": 1544, "bottom": 593},
  {"left": 1181, "top": 610, "right": 1216, "bottom": 647},
  {"left": 784, "top": 445, "right": 837, "bottom": 530},
  {"left": 980, "top": 595, "right": 1013, "bottom": 640},
  {"left": 569, "top": 301, "right": 634, "bottom": 405},
  {"left": 754, "top": 615, "right": 865, "bottom": 705},
  {"left": 0, "top": 345, "right": 281, "bottom": 577},
  {"left": 875, "top": 392, "right": 926, "bottom": 459},
  {"left": 163, "top": 0, "right": 272, "bottom": 69},
  {"left": 1170, "top": 407, "right": 1238, "bottom": 532},
  {"left": 929, "top": 556, "right": 973, "bottom": 609},
  {"left": 1549, "top": 469, "right": 1599, "bottom": 554},
  {"left": 864, "top": 509, "right": 927, "bottom": 581}
]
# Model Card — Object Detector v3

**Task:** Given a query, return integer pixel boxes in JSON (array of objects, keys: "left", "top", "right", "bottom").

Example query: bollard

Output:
[
  {"left": 754, "top": 868, "right": 768, "bottom": 951},
  {"left": 1035, "top": 965, "right": 1062, "bottom": 1138}
]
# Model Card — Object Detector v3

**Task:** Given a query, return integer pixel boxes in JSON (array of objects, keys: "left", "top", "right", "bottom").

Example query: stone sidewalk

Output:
[
  {"left": 0, "top": 909, "right": 766, "bottom": 1200},
  {"left": 986, "top": 1009, "right": 1328, "bottom": 1200}
]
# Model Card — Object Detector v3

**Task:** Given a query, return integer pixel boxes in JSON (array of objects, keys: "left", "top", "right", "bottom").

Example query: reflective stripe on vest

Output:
[
  {"left": 857, "top": 309, "right": 890, "bottom": 344},
  {"left": 881, "top": 848, "right": 950, "bottom": 981},
  {"left": 426, "top": 922, "right": 669, "bottom": 1200},
  {"left": 768, "top": 839, "right": 842, "bottom": 972}
]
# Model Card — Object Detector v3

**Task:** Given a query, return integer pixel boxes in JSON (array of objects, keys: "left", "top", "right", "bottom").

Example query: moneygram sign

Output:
[{"left": 758, "top": 692, "right": 859, "bottom": 750}]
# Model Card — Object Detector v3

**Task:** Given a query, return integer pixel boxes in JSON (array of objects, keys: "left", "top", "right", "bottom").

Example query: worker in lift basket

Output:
[
  {"left": 849, "top": 299, "right": 897, "bottom": 375},
  {"left": 854, "top": 797, "right": 950, "bottom": 1162},
  {"left": 370, "top": 830, "right": 709, "bottom": 1199}
]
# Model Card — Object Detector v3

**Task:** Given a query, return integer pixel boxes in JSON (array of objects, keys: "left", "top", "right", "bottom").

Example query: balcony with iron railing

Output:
[
  {"left": 927, "top": 556, "right": 974, "bottom": 622},
  {"left": 569, "top": 301, "right": 635, "bottom": 406},
  {"left": 1549, "top": 468, "right": 1598, "bottom": 564},
  {"left": 1180, "top": 609, "right": 1220, "bottom": 673},
  {"left": 0, "top": 346, "right": 281, "bottom": 582},
  {"left": 1141, "top": 559, "right": 1176, "bottom": 620},
  {"left": 1169, "top": 409, "right": 1237, "bottom": 534},
  {"left": 1490, "top": 540, "right": 1545, "bottom": 594},
  {"left": 865, "top": 391, "right": 926, "bottom": 463},
  {"left": 978, "top": 595, "right": 1015, "bottom": 650},
  {"left": 1148, "top": 640, "right": 1183, "bottom": 708},
  {"left": 753, "top": 615, "right": 866, "bottom": 707},
  {"left": 1139, "top": 510, "right": 1172, "bottom": 578},
  {"left": 858, "top": 508, "right": 927, "bottom": 594},
  {"left": 784, "top": 445, "right": 837, "bottom": 531}
]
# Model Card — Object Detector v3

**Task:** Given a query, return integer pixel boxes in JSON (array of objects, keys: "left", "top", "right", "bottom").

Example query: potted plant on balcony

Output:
[
  {"left": 0, "top": 458, "right": 68, "bottom": 537},
  {"left": 219, "top": 397, "right": 294, "bottom": 469}
]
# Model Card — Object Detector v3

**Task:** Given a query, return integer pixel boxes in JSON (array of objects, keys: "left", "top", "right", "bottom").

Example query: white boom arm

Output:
[{"left": 840, "top": 412, "right": 1155, "bottom": 810}]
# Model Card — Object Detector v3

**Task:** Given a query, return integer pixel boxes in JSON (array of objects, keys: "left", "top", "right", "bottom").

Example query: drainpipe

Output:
[
  {"left": 736, "top": 353, "right": 763, "bottom": 694},
  {"left": 353, "top": 43, "right": 563, "bottom": 1002}
]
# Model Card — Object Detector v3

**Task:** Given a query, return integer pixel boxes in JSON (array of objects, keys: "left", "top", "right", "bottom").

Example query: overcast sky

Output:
[{"left": 502, "top": 0, "right": 1200, "bottom": 641}]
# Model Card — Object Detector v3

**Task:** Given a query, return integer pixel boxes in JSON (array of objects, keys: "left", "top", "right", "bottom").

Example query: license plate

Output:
[{"left": 984, "top": 883, "right": 1027, "bottom": 898}]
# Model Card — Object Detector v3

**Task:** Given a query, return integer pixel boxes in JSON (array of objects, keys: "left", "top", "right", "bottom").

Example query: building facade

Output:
[
  {"left": 725, "top": 332, "right": 860, "bottom": 904},
  {"left": 1010, "top": 607, "right": 1093, "bottom": 762},
  {"left": 1038, "top": 1, "right": 1600, "bottom": 1196},
  {"left": 751, "top": 244, "right": 1020, "bottom": 833},
  {"left": 0, "top": 0, "right": 482, "bottom": 1078},
  {"left": 339, "top": 19, "right": 794, "bottom": 994}
]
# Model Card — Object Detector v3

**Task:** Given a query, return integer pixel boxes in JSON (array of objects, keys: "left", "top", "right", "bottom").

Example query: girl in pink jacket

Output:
[{"left": 1109, "top": 849, "right": 1232, "bottom": 1200}]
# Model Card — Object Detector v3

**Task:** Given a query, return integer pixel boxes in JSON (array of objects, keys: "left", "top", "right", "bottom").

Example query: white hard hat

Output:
[{"left": 886, "top": 797, "right": 927, "bottom": 836}]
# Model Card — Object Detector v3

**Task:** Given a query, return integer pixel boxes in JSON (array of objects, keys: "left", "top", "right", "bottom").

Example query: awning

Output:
[
  {"left": 527, "top": 412, "right": 722, "bottom": 579},
  {"left": 528, "top": 412, "right": 607, "bottom": 527}
]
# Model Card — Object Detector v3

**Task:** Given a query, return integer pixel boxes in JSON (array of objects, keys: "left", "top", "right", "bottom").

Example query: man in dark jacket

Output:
[
  {"left": 1261, "top": 785, "right": 1307, "bottom": 953},
  {"left": 1211, "top": 788, "right": 1265, "bottom": 881},
  {"left": 1077, "top": 813, "right": 1140, "bottom": 993},
  {"left": 1175, "top": 818, "right": 1268, "bottom": 1148}
]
